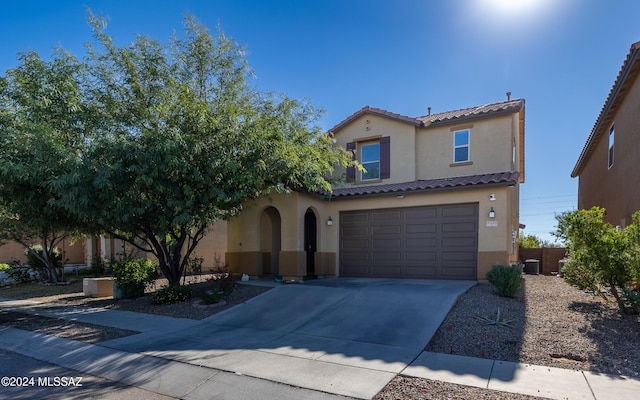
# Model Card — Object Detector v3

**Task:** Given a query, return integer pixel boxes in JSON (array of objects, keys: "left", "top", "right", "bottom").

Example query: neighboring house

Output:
[
  {"left": 571, "top": 41, "right": 640, "bottom": 228},
  {"left": 226, "top": 94, "right": 525, "bottom": 281}
]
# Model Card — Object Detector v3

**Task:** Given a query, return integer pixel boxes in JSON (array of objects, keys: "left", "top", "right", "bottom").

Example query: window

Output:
[
  {"left": 608, "top": 125, "right": 614, "bottom": 169},
  {"left": 361, "top": 142, "right": 380, "bottom": 180},
  {"left": 454, "top": 129, "right": 470, "bottom": 163}
]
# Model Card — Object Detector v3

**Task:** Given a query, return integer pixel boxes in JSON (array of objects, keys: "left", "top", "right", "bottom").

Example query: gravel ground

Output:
[{"left": 2, "top": 274, "right": 639, "bottom": 399}]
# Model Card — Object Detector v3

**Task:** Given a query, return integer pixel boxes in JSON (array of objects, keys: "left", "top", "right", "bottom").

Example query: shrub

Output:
[
  {"left": 6, "top": 266, "right": 33, "bottom": 284},
  {"left": 486, "top": 264, "right": 523, "bottom": 298},
  {"left": 152, "top": 285, "right": 193, "bottom": 305},
  {"left": 111, "top": 258, "right": 159, "bottom": 298},
  {"left": 90, "top": 255, "right": 106, "bottom": 275},
  {"left": 0, "top": 263, "right": 10, "bottom": 272}
]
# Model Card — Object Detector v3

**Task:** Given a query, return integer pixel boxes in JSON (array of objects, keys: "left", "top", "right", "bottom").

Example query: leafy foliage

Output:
[
  {"left": 561, "top": 207, "right": 640, "bottom": 313},
  {"left": 2, "top": 12, "right": 355, "bottom": 288},
  {"left": 0, "top": 49, "right": 88, "bottom": 283},
  {"left": 519, "top": 231, "right": 542, "bottom": 248},
  {"left": 111, "top": 258, "right": 159, "bottom": 298},
  {"left": 486, "top": 265, "right": 524, "bottom": 298},
  {"left": 65, "top": 13, "right": 353, "bottom": 286},
  {"left": 152, "top": 285, "right": 193, "bottom": 305}
]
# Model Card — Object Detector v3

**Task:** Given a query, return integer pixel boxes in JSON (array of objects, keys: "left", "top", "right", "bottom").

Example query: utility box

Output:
[
  {"left": 83, "top": 277, "right": 115, "bottom": 297},
  {"left": 524, "top": 259, "right": 540, "bottom": 275}
]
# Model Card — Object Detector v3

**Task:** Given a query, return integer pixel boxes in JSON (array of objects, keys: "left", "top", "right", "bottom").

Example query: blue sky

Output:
[{"left": 2, "top": 0, "right": 639, "bottom": 243}]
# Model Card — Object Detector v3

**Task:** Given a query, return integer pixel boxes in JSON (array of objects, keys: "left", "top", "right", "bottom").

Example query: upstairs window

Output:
[
  {"left": 361, "top": 142, "right": 380, "bottom": 180},
  {"left": 454, "top": 129, "right": 470, "bottom": 163},
  {"left": 608, "top": 125, "right": 614, "bottom": 169}
]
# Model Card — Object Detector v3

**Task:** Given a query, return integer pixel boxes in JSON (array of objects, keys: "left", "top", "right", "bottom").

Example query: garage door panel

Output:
[
  {"left": 340, "top": 204, "right": 477, "bottom": 279},
  {"left": 406, "top": 223, "right": 437, "bottom": 234},
  {"left": 406, "top": 237, "right": 437, "bottom": 248},
  {"left": 373, "top": 239, "right": 401, "bottom": 248},
  {"left": 373, "top": 251, "right": 402, "bottom": 262},
  {"left": 373, "top": 266, "right": 403, "bottom": 276},
  {"left": 342, "top": 213, "right": 370, "bottom": 224},
  {"left": 342, "top": 226, "right": 370, "bottom": 236},
  {"left": 441, "top": 251, "right": 476, "bottom": 261},
  {"left": 442, "top": 222, "right": 476, "bottom": 233},
  {"left": 405, "top": 208, "right": 437, "bottom": 219},
  {"left": 372, "top": 225, "right": 402, "bottom": 235},
  {"left": 405, "top": 251, "right": 436, "bottom": 261},
  {"left": 441, "top": 204, "right": 478, "bottom": 218},
  {"left": 442, "top": 236, "right": 476, "bottom": 247},
  {"left": 372, "top": 210, "right": 402, "bottom": 221}
]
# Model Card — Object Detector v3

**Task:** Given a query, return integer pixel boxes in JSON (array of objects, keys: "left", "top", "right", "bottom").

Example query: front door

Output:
[{"left": 304, "top": 208, "right": 317, "bottom": 278}]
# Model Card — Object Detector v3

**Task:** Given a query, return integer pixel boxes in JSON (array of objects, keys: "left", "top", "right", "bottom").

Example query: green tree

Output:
[
  {"left": 0, "top": 50, "right": 88, "bottom": 283},
  {"left": 68, "top": 14, "right": 353, "bottom": 286},
  {"left": 519, "top": 231, "right": 542, "bottom": 248},
  {"left": 562, "top": 207, "right": 640, "bottom": 312}
]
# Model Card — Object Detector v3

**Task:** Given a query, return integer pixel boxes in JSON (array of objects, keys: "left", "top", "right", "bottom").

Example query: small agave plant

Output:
[{"left": 476, "top": 308, "right": 514, "bottom": 327}]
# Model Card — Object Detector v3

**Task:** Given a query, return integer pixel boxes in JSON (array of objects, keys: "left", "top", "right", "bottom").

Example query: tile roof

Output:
[
  {"left": 326, "top": 171, "right": 520, "bottom": 199},
  {"left": 329, "top": 106, "right": 422, "bottom": 133},
  {"left": 571, "top": 41, "right": 640, "bottom": 177},
  {"left": 329, "top": 100, "right": 524, "bottom": 134},
  {"left": 417, "top": 99, "right": 525, "bottom": 126}
]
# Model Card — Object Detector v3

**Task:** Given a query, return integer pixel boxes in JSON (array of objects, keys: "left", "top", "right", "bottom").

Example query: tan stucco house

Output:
[
  {"left": 226, "top": 95, "right": 525, "bottom": 281},
  {"left": 571, "top": 41, "right": 640, "bottom": 227}
]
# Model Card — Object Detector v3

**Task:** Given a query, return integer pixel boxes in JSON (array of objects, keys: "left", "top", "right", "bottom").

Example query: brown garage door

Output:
[{"left": 340, "top": 203, "right": 478, "bottom": 279}]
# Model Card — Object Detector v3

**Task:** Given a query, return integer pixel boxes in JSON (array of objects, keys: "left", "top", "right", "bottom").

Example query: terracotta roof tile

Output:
[
  {"left": 418, "top": 99, "right": 525, "bottom": 126},
  {"left": 329, "top": 106, "right": 422, "bottom": 133},
  {"left": 329, "top": 100, "right": 524, "bottom": 134},
  {"left": 327, "top": 171, "right": 519, "bottom": 199}
]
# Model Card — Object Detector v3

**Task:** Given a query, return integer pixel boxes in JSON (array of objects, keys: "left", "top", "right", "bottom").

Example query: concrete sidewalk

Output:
[{"left": 2, "top": 282, "right": 640, "bottom": 399}]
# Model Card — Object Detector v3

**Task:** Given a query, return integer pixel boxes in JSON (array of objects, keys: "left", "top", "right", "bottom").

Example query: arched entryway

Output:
[
  {"left": 260, "top": 207, "right": 281, "bottom": 276},
  {"left": 304, "top": 208, "right": 317, "bottom": 279}
]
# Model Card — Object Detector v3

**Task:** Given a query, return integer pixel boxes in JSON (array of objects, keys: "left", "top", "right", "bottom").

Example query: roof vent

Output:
[
  {"left": 427, "top": 107, "right": 431, "bottom": 116},
  {"left": 506, "top": 91, "right": 511, "bottom": 101}
]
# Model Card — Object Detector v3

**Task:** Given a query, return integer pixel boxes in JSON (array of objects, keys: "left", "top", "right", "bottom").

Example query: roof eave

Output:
[{"left": 571, "top": 41, "right": 640, "bottom": 178}]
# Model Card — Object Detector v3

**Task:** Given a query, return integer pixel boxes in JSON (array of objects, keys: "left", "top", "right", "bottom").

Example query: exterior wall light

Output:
[
  {"left": 327, "top": 217, "right": 333, "bottom": 226},
  {"left": 488, "top": 207, "right": 496, "bottom": 219}
]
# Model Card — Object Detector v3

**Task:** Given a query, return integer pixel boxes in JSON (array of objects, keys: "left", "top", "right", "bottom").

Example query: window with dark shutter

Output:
[
  {"left": 346, "top": 141, "right": 356, "bottom": 181},
  {"left": 380, "top": 136, "right": 390, "bottom": 179}
]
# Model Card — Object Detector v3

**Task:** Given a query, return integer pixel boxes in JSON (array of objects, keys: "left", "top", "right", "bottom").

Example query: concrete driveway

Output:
[{"left": 103, "top": 278, "right": 475, "bottom": 399}]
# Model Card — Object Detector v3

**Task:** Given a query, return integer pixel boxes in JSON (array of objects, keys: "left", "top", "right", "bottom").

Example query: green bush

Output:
[
  {"left": 90, "top": 255, "right": 106, "bottom": 275},
  {"left": 0, "top": 263, "right": 10, "bottom": 272},
  {"left": 25, "top": 245, "right": 63, "bottom": 281},
  {"left": 6, "top": 266, "right": 33, "bottom": 284},
  {"left": 152, "top": 285, "right": 193, "bottom": 305},
  {"left": 486, "top": 264, "right": 524, "bottom": 298},
  {"left": 111, "top": 258, "right": 159, "bottom": 298}
]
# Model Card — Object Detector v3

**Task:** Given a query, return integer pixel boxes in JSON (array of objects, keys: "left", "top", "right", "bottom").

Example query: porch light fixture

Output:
[
  {"left": 327, "top": 217, "right": 333, "bottom": 226},
  {"left": 488, "top": 207, "right": 496, "bottom": 219}
]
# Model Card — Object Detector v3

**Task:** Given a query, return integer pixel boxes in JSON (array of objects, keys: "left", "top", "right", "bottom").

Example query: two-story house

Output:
[
  {"left": 226, "top": 95, "right": 525, "bottom": 281},
  {"left": 571, "top": 41, "right": 640, "bottom": 228}
]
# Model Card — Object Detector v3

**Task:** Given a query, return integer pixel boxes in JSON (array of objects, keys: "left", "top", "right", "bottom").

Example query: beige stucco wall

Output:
[
  {"left": 227, "top": 184, "right": 516, "bottom": 280},
  {"left": 189, "top": 220, "right": 228, "bottom": 270},
  {"left": 416, "top": 115, "right": 515, "bottom": 180},
  {"left": 577, "top": 72, "right": 640, "bottom": 227},
  {"left": 0, "top": 237, "right": 86, "bottom": 265},
  {"left": 333, "top": 114, "right": 417, "bottom": 184}
]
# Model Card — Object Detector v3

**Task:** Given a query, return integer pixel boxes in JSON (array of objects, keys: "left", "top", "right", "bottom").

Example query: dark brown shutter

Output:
[
  {"left": 346, "top": 141, "right": 356, "bottom": 181},
  {"left": 380, "top": 136, "right": 390, "bottom": 179}
]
